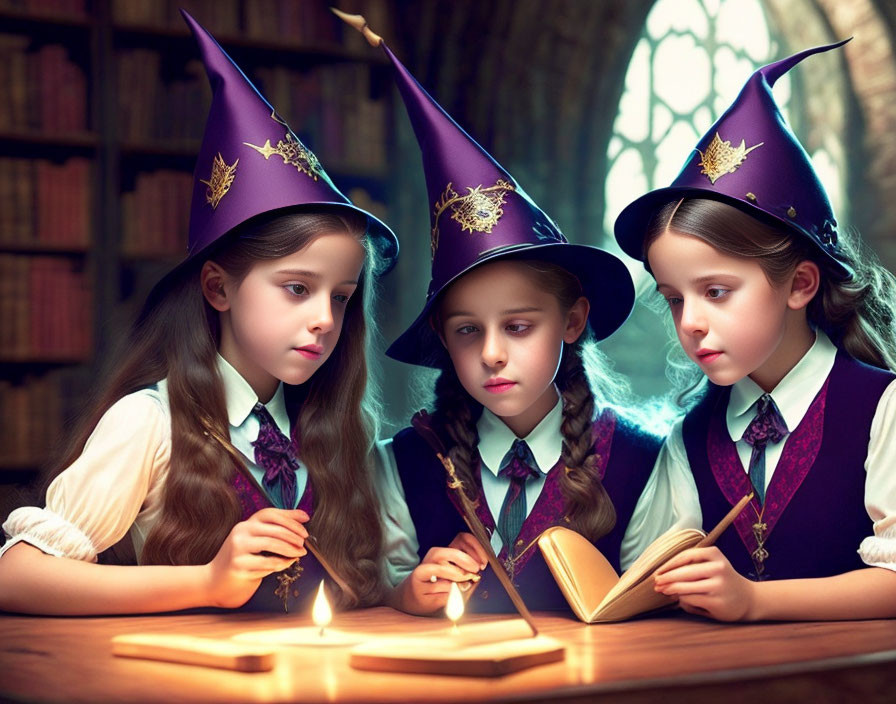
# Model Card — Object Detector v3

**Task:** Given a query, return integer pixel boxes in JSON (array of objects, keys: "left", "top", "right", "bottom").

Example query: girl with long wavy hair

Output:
[
  {"left": 614, "top": 42, "right": 896, "bottom": 621},
  {"left": 362, "top": 27, "right": 664, "bottom": 616},
  {"left": 0, "top": 12, "right": 398, "bottom": 615}
]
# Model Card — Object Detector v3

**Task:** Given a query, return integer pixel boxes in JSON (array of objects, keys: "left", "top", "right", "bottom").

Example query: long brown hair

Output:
[
  {"left": 430, "top": 260, "right": 617, "bottom": 543},
  {"left": 48, "top": 206, "right": 384, "bottom": 607},
  {"left": 644, "top": 198, "right": 896, "bottom": 406}
]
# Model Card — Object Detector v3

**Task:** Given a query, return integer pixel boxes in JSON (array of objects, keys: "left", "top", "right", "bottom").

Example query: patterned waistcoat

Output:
[
  {"left": 682, "top": 351, "right": 894, "bottom": 581},
  {"left": 231, "top": 471, "right": 329, "bottom": 612},
  {"left": 391, "top": 409, "right": 661, "bottom": 613}
]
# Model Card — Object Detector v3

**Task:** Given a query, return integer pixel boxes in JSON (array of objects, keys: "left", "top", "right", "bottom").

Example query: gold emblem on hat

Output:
[
  {"left": 696, "top": 132, "right": 764, "bottom": 184},
  {"left": 200, "top": 152, "right": 238, "bottom": 209},
  {"left": 430, "top": 179, "right": 515, "bottom": 258},
  {"left": 244, "top": 131, "right": 323, "bottom": 180}
]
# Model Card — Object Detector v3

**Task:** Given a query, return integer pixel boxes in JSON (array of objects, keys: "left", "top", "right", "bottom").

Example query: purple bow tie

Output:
[
  {"left": 251, "top": 403, "right": 299, "bottom": 509},
  {"left": 742, "top": 394, "right": 788, "bottom": 448},
  {"left": 742, "top": 394, "right": 788, "bottom": 504}
]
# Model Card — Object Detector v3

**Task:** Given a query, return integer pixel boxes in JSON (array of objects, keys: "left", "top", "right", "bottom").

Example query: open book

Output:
[{"left": 538, "top": 493, "right": 752, "bottom": 623}]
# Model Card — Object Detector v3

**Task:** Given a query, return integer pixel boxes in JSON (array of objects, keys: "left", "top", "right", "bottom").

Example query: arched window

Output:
[
  {"left": 604, "top": 0, "right": 846, "bottom": 264},
  {"left": 598, "top": 0, "right": 850, "bottom": 403}
]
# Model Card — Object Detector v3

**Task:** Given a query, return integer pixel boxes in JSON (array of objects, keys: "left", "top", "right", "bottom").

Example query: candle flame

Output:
[
  {"left": 312, "top": 580, "right": 332, "bottom": 629},
  {"left": 446, "top": 581, "right": 465, "bottom": 623}
]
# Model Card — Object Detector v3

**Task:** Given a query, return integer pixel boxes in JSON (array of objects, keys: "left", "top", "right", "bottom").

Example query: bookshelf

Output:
[{"left": 0, "top": 0, "right": 395, "bottom": 486}]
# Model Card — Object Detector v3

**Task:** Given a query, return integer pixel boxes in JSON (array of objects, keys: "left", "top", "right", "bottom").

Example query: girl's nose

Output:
[
  {"left": 308, "top": 297, "right": 335, "bottom": 334},
  {"left": 679, "top": 298, "right": 707, "bottom": 337},
  {"left": 481, "top": 329, "right": 507, "bottom": 368}
]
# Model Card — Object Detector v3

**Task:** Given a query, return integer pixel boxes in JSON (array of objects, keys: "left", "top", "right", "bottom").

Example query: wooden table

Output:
[{"left": 1, "top": 608, "right": 895, "bottom": 703}]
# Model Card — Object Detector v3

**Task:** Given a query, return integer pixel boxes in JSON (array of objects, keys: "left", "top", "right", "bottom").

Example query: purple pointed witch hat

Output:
[
  {"left": 614, "top": 40, "right": 851, "bottom": 279},
  {"left": 149, "top": 9, "right": 398, "bottom": 304},
  {"left": 335, "top": 10, "right": 634, "bottom": 367}
]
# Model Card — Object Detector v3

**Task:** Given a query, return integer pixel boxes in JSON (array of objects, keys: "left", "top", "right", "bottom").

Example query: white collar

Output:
[
  {"left": 216, "top": 354, "right": 291, "bottom": 436},
  {"left": 727, "top": 330, "right": 837, "bottom": 441},
  {"left": 476, "top": 397, "right": 563, "bottom": 477}
]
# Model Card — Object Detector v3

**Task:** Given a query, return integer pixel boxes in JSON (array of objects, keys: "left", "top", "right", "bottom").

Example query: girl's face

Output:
[
  {"left": 207, "top": 231, "right": 365, "bottom": 401},
  {"left": 647, "top": 228, "right": 810, "bottom": 391},
  {"left": 439, "top": 259, "right": 588, "bottom": 437}
]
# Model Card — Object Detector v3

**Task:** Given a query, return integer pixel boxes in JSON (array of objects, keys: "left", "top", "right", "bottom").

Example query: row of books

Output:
[
  {"left": 115, "top": 50, "right": 387, "bottom": 171},
  {"left": 0, "top": 254, "right": 92, "bottom": 360},
  {"left": 243, "top": 0, "right": 342, "bottom": 44},
  {"left": 249, "top": 63, "right": 387, "bottom": 171},
  {"left": 0, "top": 158, "right": 91, "bottom": 248},
  {"left": 111, "top": 0, "right": 240, "bottom": 35},
  {"left": 110, "top": 0, "right": 390, "bottom": 47},
  {"left": 0, "top": 375, "right": 63, "bottom": 468},
  {"left": 0, "top": 37, "right": 88, "bottom": 134},
  {"left": 121, "top": 170, "right": 191, "bottom": 259},
  {"left": 0, "top": 0, "right": 84, "bottom": 17},
  {"left": 116, "top": 52, "right": 209, "bottom": 143}
]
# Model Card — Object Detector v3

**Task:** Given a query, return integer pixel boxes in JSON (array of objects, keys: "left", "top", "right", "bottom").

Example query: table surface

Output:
[{"left": 2, "top": 607, "right": 895, "bottom": 703}]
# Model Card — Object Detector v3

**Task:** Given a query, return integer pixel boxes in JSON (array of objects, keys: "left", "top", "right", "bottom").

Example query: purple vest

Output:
[
  {"left": 683, "top": 351, "right": 894, "bottom": 581},
  {"left": 392, "top": 409, "right": 661, "bottom": 613},
  {"left": 230, "top": 470, "right": 328, "bottom": 612}
]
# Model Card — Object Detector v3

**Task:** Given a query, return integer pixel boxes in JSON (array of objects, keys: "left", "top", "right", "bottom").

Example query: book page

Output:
[
  {"left": 594, "top": 527, "right": 705, "bottom": 616},
  {"left": 537, "top": 527, "right": 620, "bottom": 622}
]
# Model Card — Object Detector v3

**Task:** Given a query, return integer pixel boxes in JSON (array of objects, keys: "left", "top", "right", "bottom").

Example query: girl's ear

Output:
[
  {"left": 787, "top": 260, "right": 820, "bottom": 311},
  {"left": 430, "top": 317, "right": 448, "bottom": 349},
  {"left": 201, "top": 260, "right": 232, "bottom": 312},
  {"left": 563, "top": 296, "right": 590, "bottom": 344}
]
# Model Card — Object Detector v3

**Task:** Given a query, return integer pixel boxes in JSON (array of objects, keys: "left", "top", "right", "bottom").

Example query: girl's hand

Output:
[
  {"left": 205, "top": 508, "right": 309, "bottom": 608},
  {"left": 396, "top": 533, "right": 486, "bottom": 615},
  {"left": 653, "top": 546, "right": 757, "bottom": 622},
  {"left": 448, "top": 531, "right": 490, "bottom": 569}
]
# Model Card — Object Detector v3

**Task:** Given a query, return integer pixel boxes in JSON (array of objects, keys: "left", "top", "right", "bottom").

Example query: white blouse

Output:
[
  {"left": 624, "top": 331, "right": 896, "bottom": 572},
  {"left": 0, "top": 355, "right": 302, "bottom": 563}
]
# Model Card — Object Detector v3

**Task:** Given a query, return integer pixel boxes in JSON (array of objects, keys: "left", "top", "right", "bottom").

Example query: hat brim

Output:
[
  {"left": 386, "top": 242, "right": 635, "bottom": 368},
  {"left": 144, "top": 201, "right": 399, "bottom": 313},
  {"left": 614, "top": 186, "right": 852, "bottom": 279}
]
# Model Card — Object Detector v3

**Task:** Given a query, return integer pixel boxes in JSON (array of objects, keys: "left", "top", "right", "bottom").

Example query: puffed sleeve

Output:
[
  {"left": 0, "top": 389, "right": 170, "bottom": 562},
  {"left": 858, "top": 378, "right": 896, "bottom": 571},
  {"left": 618, "top": 418, "right": 704, "bottom": 571},
  {"left": 372, "top": 437, "right": 421, "bottom": 587}
]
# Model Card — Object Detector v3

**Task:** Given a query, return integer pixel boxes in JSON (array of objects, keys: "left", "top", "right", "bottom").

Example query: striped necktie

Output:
[
  {"left": 496, "top": 439, "right": 539, "bottom": 550},
  {"left": 741, "top": 393, "right": 788, "bottom": 504}
]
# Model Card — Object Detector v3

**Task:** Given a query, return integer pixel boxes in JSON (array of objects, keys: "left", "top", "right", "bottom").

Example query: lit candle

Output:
[
  {"left": 312, "top": 580, "right": 332, "bottom": 638},
  {"left": 445, "top": 581, "right": 464, "bottom": 634}
]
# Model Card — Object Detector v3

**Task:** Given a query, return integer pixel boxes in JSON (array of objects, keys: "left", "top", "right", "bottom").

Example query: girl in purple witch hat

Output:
[
  {"left": 335, "top": 11, "right": 673, "bottom": 616},
  {"left": 0, "top": 12, "right": 399, "bottom": 615},
  {"left": 614, "top": 41, "right": 896, "bottom": 621}
]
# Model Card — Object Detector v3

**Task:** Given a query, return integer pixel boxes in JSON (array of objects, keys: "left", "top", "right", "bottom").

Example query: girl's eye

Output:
[
  {"left": 333, "top": 293, "right": 350, "bottom": 304},
  {"left": 456, "top": 325, "right": 478, "bottom": 335},
  {"left": 506, "top": 323, "right": 531, "bottom": 334},
  {"left": 706, "top": 287, "right": 730, "bottom": 300},
  {"left": 286, "top": 284, "right": 308, "bottom": 296},
  {"left": 665, "top": 296, "right": 683, "bottom": 307}
]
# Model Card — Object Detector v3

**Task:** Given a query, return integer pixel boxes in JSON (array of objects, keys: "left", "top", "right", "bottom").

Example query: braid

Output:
[
  {"left": 432, "top": 364, "right": 483, "bottom": 505},
  {"left": 557, "top": 344, "right": 617, "bottom": 542}
]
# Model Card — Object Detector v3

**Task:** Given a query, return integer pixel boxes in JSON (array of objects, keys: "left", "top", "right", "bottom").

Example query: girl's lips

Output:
[
  {"left": 295, "top": 345, "right": 323, "bottom": 360},
  {"left": 484, "top": 378, "right": 516, "bottom": 394},
  {"left": 696, "top": 349, "right": 723, "bottom": 364}
]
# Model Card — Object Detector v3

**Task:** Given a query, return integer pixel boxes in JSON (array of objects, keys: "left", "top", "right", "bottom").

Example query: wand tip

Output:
[{"left": 330, "top": 7, "right": 383, "bottom": 47}]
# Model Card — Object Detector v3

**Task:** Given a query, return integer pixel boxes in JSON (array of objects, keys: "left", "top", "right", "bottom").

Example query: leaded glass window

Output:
[{"left": 605, "top": 0, "right": 845, "bottom": 257}]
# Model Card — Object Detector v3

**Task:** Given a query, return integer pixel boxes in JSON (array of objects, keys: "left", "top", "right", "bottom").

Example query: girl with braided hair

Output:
[{"left": 365, "top": 29, "right": 665, "bottom": 615}]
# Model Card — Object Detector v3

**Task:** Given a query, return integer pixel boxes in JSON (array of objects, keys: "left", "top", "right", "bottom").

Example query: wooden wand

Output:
[{"left": 412, "top": 412, "right": 539, "bottom": 637}]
